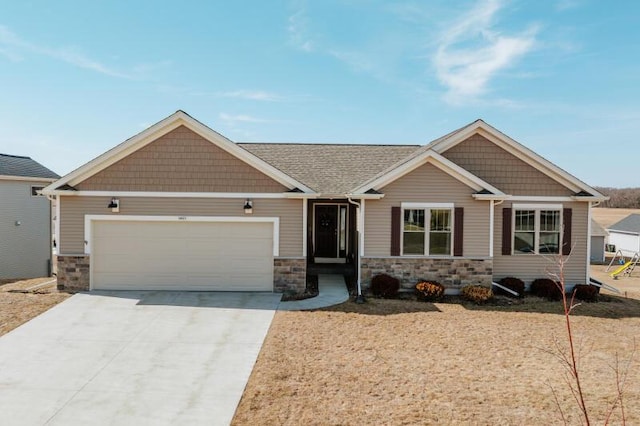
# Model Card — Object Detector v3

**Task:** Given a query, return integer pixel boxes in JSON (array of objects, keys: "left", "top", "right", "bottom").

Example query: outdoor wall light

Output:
[
  {"left": 108, "top": 198, "right": 120, "bottom": 213},
  {"left": 244, "top": 199, "right": 253, "bottom": 214}
]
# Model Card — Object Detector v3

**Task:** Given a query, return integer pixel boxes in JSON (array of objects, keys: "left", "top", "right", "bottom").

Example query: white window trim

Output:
[
  {"left": 31, "top": 185, "right": 45, "bottom": 197},
  {"left": 400, "top": 203, "right": 454, "bottom": 257},
  {"left": 84, "top": 215, "right": 280, "bottom": 256},
  {"left": 512, "top": 204, "right": 563, "bottom": 255}
]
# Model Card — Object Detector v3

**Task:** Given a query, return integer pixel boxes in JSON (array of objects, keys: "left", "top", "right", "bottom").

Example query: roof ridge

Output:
[
  {"left": 0, "top": 153, "right": 31, "bottom": 159},
  {"left": 238, "top": 142, "right": 421, "bottom": 147}
]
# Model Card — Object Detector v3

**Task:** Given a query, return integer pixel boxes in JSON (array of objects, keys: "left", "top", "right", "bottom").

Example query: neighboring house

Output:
[
  {"left": 42, "top": 111, "right": 607, "bottom": 293},
  {"left": 590, "top": 219, "right": 607, "bottom": 263},
  {"left": 608, "top": 214, "right": 640, "bottom": 256},
  {"left": 1, "top": 154, "right": 59, "bottom": 279}
]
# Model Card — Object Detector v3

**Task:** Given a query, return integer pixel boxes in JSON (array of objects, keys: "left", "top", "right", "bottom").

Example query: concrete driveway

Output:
[{"left": 0, "top": 291, "right": 281, "bottom": 426}]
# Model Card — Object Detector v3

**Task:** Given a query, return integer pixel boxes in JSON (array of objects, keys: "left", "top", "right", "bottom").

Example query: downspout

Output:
[
  {"left": 586, "top": 200, "right": 601, "bottom": 284},
  {"left": 347, "top": 196, "right": 365, "bottom": 303}
]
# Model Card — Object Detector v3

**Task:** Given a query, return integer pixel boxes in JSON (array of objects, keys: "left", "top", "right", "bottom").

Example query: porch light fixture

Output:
[
  {"left": 107, "top": 198, "right": 120, "bottom": 213},
  {"left": 243, "top": 199, "right": 253, "bottom": 214}
]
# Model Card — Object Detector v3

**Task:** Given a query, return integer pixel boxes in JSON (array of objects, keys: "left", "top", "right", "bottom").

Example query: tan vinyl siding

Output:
[
  {"left": 442, "top": 134, "right": 572, "bottom": 196},
  {"left": 493, "top": 201, "right": 588, "bottom": 284},
  {"left": 76, "top": 126, "right": 287, "bottom": 193},
  {"left": 365, "top": 163, "right": 490, "bottom": 257},
  {"left": 59, "top": 196, "right": 302, "bottom": 257}
]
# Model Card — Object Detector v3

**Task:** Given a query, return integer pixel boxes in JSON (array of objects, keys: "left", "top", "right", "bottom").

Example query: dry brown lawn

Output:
[
  {"left": 235, "top": 290, "right": 640, "bottom": 425},
  {"left": 592, "top": 207, "right": 640, "bottom": 229},
  {"left": 0, "top": 278, "right": 72, "bottom": 336}
]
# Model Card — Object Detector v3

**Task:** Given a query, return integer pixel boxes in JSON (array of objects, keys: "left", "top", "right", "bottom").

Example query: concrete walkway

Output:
[
  {"left": 0, "top": 291, "right": 281, "bottom": 426},
  {"left": 278, "top": 274, "right": 350, "bottom": 310}
]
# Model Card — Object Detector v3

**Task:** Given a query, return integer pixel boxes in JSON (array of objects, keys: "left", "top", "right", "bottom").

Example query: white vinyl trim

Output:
[
  {"left": 55, "top": 197, "right": 61, "bottom": 251},
  {"left": 360, "top": 199, "right": 365, "bottom": 257},
  {"left": 302, "top": 199, "right": 308, "bottom": 257},
  {"left": 401, "top": 202, "right": 455, "bottom": 209},
  {"left": 84, "top": 215, "right": 280, "bottom": 256},
  {"left": 512, "top": 203, "right": 563, "bottom": 210},
  {"left": 489, "top": 201, "right": 495, "bottom": 257},
  {"left": 46, "top": 190, "right": 293, "bottom": 199}
]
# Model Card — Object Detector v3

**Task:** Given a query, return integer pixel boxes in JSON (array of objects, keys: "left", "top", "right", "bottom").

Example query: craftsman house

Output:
[{"left": 43, "top": 111, "right": 606, "bottom": 293}]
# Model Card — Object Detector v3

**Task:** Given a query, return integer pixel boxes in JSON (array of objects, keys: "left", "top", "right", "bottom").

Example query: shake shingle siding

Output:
[
  {"left": 77, "top": 126, "right": 287, "bottom": 193},
  {"left": 441, "top": 134, "right": 571, "bottom": 196}
]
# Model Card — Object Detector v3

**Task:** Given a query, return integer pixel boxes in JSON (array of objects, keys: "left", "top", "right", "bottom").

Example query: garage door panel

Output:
[{"left": 91, "top": 220, "right": 274, "bottom": 291}]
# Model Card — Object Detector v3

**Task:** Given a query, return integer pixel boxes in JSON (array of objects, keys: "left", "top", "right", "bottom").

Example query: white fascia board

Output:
[
  {"left": 352, "top": 150, "right": 504, "bottom": 195},
  {"left": 401, "top": 202, "right": 454, "bottom": 209},
  {"left": 508, "top": 196, "right": 577, "bottom": 202},
  {"left": 48, "top": 190, "right": 293, "bottom": 199},
  {"left": 512, "top": 203, "right": 563, "bottom": 210},
  {"left": 1, "top": 175, "right": 57, "bottom": 183},
  {"left": 344, "top": 193, "right": 385, "bottom": 200},
  {"left": 472, "top": 194, "right": 510, "bottom": 201},
  {"left": 45, "top": 111, "right": 314, "bottom": 194},
  {"left": 84, "top": 214, "right": 280, "bottom": 256},
  {"left": 429, "top": 121, "right": 605, "bottom": 197}
]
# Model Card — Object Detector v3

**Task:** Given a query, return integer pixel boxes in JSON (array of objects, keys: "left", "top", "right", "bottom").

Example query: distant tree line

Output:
[{"left": 594, "top": 187, "right": 640, "bottom": 208}]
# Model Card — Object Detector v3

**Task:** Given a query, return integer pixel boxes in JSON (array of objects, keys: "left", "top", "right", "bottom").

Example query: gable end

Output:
[{"left": 75, "top": 126, "right": 288, "bottom": 193}]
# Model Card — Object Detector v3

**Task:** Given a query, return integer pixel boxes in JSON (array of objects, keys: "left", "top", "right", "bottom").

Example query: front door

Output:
[{"left": 314, "top": 205, "right": 339, "bottom": 258}]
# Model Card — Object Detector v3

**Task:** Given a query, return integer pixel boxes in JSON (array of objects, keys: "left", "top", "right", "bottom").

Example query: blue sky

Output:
[{"left": 1, "top": 0, "right": 638, "bottom": 187}]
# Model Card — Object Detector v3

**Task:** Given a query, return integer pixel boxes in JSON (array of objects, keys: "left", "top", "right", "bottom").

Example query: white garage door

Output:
[{"left": 91, "top": 220, "right": 274, "bottom": 291}]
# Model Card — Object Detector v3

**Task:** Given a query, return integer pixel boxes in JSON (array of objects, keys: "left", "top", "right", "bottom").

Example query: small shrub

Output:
[
  {"left": 497, "top": 277, "right": 525, "bottom": 297},
  {"left": 530, "top": 278, "right": 563, "bottom": 301},
  {"left": 572, "top": 284, "right": 598, "bottom": 302},
  {"left": 415, "top": 280, "right": 445, "bottom": 302},
  {"left": 371, "top": 274, "right": 400, "bottom": 298},
  {"left": 461, "top": 285, "right": 494, "bottom": 304}
]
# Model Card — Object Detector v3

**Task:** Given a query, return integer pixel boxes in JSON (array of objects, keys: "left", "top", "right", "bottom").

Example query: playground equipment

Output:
[{"left": 606, "top": 250, "right": 640, "bottom": 279}]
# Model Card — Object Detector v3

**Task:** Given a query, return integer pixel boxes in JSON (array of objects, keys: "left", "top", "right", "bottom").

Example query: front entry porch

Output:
[{"left": 307, "top": 200, "right": 358, "bottom": 265}]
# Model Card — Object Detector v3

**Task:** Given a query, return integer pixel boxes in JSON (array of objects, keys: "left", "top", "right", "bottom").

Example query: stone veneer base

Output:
[
  {"left": 273, "top": 258, "right": 307, "bottom": 294},
  {"left": 361, "top": 257, "right": 493, "bottom": 291},
  {"left": 57, "top": 255, "right": 90, "bottom": 291},
  {"left": 57, "top": 255, "right": 308, "bottom": 294}
]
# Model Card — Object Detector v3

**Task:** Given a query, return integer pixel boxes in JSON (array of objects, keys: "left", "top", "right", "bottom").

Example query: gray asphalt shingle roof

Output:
[
  {"left": 609, "top": 214, "right": 640, "bottom": 234},
  {"left": 238, "top": 143, "right": 421, "bottom": 194},
  {"left": 0, "top": 153, "right": 59, "bottom": 180}
]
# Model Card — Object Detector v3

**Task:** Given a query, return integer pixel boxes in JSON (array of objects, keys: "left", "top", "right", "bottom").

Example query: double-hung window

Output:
[
  {"left": 402, "top": 203, "right": 453, "bottom": 256},
  {"left": 513, "top": 205, "right": 561, "bottom": 254}
]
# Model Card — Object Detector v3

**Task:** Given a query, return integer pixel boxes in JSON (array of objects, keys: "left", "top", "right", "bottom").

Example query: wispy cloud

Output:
[
  {"left": 287, "top": 0, "right": 314, "bottom": 52},
  {"left": 0, "top": 24, "right": 131, "bottom": 78},
  {"left": 433, "top": 0, "right": 538, "bottom": 104},
  {"left": 219, "top": 113, "right": 274, "bottom": 124},
  {"left": 219, "top": 90, "right": 283, "bottom": 101}
]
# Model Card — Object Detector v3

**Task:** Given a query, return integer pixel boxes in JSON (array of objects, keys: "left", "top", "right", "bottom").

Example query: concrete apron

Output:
[{"left": 0, "top": 291, "right": 281, "bottom": 426}]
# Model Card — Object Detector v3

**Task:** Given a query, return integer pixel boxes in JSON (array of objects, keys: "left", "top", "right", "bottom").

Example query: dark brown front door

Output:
[{"left": 315, "top": 205, "right": 338, "bottom": 258}]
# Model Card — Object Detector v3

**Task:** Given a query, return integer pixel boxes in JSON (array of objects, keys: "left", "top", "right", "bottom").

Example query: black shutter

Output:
[
  {"left": 502, "top": 208, "right": 512, "bottom": 255},
  {"left": 454, "top": 207, "right": 464, "bottom": 256},
  {"left": 562, "top": 208, "right": 573, "bottom": 255},
  {"left": 391, "top": 207, "right": 401, "bottom": 256}
]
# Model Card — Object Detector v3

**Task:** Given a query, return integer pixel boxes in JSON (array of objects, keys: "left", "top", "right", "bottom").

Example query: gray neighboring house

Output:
[
  {"left": 590, "top": 219, "right": 607, "bottom": 263},
  {"left": 0, "top": 153, "right": 59, "bottom": 279},
  {"left": 608, "top": 214, "right": 640, "bottom": 256}
]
